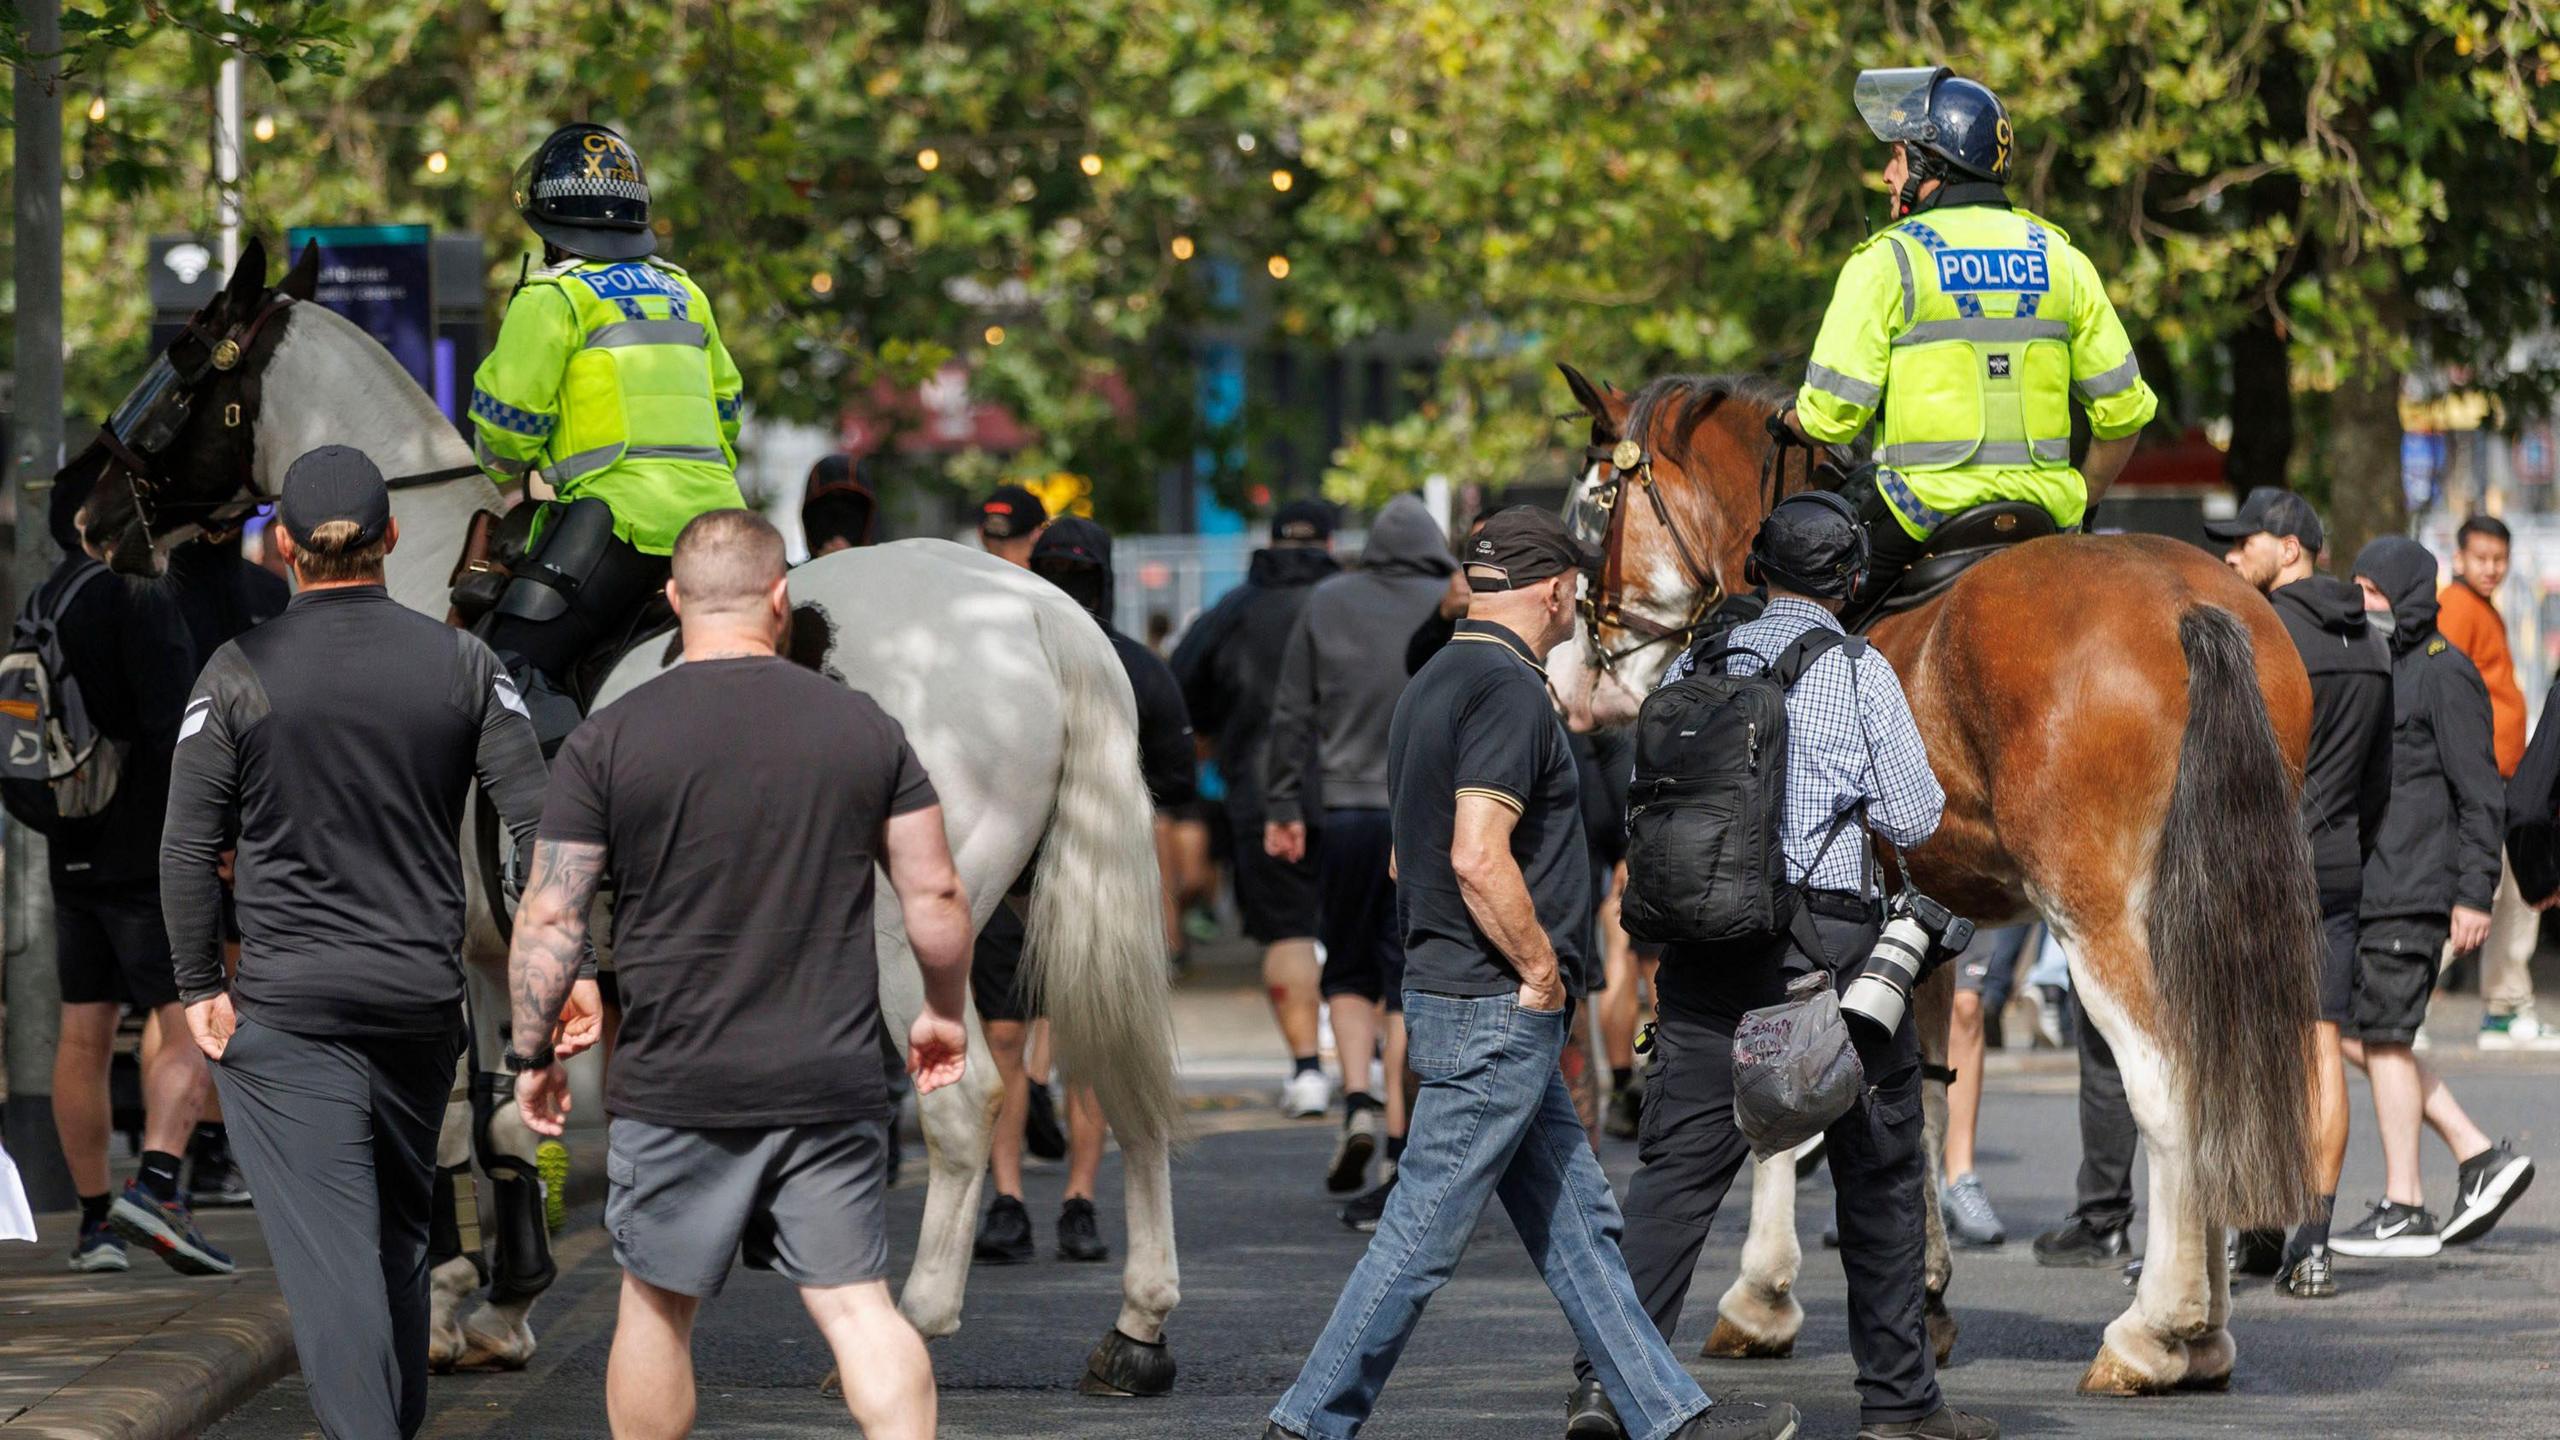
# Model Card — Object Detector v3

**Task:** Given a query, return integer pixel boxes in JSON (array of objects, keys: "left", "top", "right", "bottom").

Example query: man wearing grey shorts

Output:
[{"left": 509, "top": 511, "right": 974, "bottom": 1440}]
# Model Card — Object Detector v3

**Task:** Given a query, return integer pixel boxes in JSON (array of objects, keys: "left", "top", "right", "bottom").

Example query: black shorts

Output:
[
  {"left": 2351, "top": 916, "right": 2448, "bottom": 1045},
  {"left": 56, "top": 885, "right": 179, "bottom": 1009},
  {"left": 1231, "top": 808, "right": 1320, "bottom": 944},
  {"left": 2317, "top": 890, "right": 2360, "bottom": 1026},
  {"left": 1317, "top": 808, "right": 1404, "bottom": 1012},
  {"left": 971, "top": 902, "right": 1036, "bottom": 1026}
]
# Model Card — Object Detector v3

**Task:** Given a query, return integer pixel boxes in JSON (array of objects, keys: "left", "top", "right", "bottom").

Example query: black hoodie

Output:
[
  {"left": 1171, "top": 543, "right": 1341, "bottom": 818},
  {"left": 2266, "top": 574, "right": 2395, "bottom": 898},
  {"left": 2352, "top": 537, "right": 2504, "bottom": 921}
]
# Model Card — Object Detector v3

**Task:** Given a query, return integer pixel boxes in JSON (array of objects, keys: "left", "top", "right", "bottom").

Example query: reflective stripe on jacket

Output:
[
  {"left": 1797, "top": 205, "right": 2158, "bottom": 538},
  {"left": 469, "top": 258, "right": 746, "bottom": 555}
]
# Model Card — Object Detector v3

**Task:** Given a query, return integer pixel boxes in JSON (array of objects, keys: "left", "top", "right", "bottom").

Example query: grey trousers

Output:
[{"left": 213, "top": 1014, "right": 461, "bottom": 1440}]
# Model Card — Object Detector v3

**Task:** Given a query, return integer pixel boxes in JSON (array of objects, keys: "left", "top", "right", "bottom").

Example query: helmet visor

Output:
[{"left": 1854, "top": 67, "right": 1950, "bottom": 145}]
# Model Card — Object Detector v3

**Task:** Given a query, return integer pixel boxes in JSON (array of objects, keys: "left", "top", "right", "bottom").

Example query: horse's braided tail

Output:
[
  {"left": 2150, "top": 604, "right": 2319, "bottom": 1227},
  {"left": 1020, "top": 599, "right": 1183, "bottom": 1151}
]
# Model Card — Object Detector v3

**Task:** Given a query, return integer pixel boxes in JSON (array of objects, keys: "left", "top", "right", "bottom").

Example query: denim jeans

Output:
[{"left": 1270, "top": 990, "right": 1710, "bottom": 1440}]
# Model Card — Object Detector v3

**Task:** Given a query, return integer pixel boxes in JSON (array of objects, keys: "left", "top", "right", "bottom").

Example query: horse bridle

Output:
[
  {"left": 1577, "top": 419, "right": 1854, "bottom": 677},
  {"left": 96, "top": 290, "right": 480, "bottom": 534}
]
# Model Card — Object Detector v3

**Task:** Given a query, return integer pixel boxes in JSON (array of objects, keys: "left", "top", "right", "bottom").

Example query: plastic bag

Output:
[{"left": 1732, "top": 971, "right": 1866, "bottom": 1161}]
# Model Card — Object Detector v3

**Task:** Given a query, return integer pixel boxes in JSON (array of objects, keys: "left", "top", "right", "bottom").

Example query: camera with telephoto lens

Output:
[{"left": 1838, "top": 892, "right": 1975, "bottom": 1042}]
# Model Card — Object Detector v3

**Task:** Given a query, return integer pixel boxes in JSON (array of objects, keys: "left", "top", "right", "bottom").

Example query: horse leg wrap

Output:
[
  {"left": 1077, "top": 1328, "right": 1176, "bottom": 1398},
  {"left": 428, "top": 1164, "right": 489, "bottom": 1285},
  {"left": 471, "top": 1071, "right": 557, "bottom": 1306}
]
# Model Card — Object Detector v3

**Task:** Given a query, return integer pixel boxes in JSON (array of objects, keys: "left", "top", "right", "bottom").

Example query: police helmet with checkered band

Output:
[{"left": 514, "top": 122, "right": 655, "bottom": 261}]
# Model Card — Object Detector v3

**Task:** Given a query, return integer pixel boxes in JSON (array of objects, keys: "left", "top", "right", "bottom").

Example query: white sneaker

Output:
[
  {"left": 2509, "top": 1005, "right": 2560, "bottom": 1050},
  {"left": 1281, "top": 1069, "right": 1334, "bottom": 1119}
]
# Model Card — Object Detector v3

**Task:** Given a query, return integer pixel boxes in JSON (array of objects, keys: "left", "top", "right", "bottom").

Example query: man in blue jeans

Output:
[{"left": 1265, "top": 507, "right": 1797, "bottom": 1440}]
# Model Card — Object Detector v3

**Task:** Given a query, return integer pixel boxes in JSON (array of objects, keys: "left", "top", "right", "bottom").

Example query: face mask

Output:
[{"left": 2365, "top": 606, "right": 2394, "bottom": 641}]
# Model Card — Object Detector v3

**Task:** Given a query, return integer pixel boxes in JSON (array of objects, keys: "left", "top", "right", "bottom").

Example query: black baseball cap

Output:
[
  {"left": 279, "top": 445, "right": 391, "bottom": 548},
  {"left": 1463, "top": 506, "right": 1598, "bottom": 592},
  {"left": 2203, "top": 486, "right": 2325, "bottom": 554},
  {"left": 1271, "top": 498, "right": 1337, "bottom": 544},
  {"left": 978, "top": 484, "right": 1049, "bottom": 540},
  {"left": 1748, "top": 490, "right": 1867, "bottom": 599},
  {"left": 1030, "top": 516, "right": 1112, "bottom": 571}
]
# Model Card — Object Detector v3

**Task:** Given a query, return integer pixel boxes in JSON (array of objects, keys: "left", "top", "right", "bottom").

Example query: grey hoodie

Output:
[{"left": 1263, "top": 494, "right": 1456, "bottom": 820}]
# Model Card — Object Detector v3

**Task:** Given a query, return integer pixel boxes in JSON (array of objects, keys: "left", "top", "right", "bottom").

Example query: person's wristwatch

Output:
[{"left": 503, "top": 1042, "right": 556, "bottom": 1074}]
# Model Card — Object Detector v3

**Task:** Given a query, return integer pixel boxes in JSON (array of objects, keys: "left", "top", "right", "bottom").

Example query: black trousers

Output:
[
  {"left": 2070, "top": 991, "right": 2139, "bottom": 1230},
  {"left": 214, "top": 1015, "right": 462, "bottom": 1440},
  {"left": 1577, "top": 909, "right": 1943, "bottom": 1425}
]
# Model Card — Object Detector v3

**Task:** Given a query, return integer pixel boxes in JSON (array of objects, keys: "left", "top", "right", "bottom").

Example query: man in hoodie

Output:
[
  {"left": 1171, "top": 501, "right": 1342, "bottom": 1118},
  {"left": 2333, "top": 538, "right": 2537, "bottom": 1260},
  {"left": 1264, "top": 494, "right": 1455, "bottom": 1213},
  {"left": 971, "top": 518, "right": 1194, "bottom": 1266}
]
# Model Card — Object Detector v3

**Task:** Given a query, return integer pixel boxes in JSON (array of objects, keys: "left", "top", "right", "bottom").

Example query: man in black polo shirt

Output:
[{"left": 1266, "top": 507, "right": 1791, "bottom": 1440}]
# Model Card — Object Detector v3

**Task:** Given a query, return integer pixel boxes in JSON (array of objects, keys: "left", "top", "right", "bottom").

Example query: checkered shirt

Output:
[{"left": 1659, "top": 598, "right": 1945, "bottom": 893}]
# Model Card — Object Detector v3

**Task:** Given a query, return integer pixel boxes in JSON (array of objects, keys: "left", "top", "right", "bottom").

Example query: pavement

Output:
[{"left": 14, "top": 950, "right": 2560, "bottom": 1438}]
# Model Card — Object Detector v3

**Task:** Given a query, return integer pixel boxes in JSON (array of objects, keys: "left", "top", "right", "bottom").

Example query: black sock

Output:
[
  {"left": 1344, "top": 1090, "right": 1380, "bottom": 1114},
  {"left": 79, "top": 1192, "right": 111, "bottom": 1228},
  {"left": 1610, "top": 1066, "right": 1634, "bottom": 1092},
  {"left": 2292, "top": 1193, "right": 2337, "bottom": 1254},
  {"left": 1292, "top": 1055, "right": 1323, "bottom": 1078},
  {"left": 188, "top": 1122, "right": 226, "bottom": 1162},
  {"left": 137, "top": 1150, "right": 185, "bottom": 1204},
  {"left": 1386, "top": 1135, "right": 1407, "bottom": 1163}
]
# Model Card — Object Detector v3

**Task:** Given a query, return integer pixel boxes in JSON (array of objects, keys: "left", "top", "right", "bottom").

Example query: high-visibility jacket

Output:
[
  {"left": 469, "top": 257, "right": 746, "bottom": 555},
  {"left": 1797, "top": 204, "right": 2158, "bottom": 539}
]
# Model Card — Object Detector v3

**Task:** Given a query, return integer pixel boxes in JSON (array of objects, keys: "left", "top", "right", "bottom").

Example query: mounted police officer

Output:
[
  {"left": 1779, "top": 69, "right": 2160, "bottom": 614},
  {"left": 472, "top": 122, "right": 748, "bottom": 744}
]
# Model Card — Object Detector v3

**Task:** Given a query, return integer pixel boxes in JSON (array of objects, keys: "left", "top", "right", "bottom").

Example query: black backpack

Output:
[
  {"left": 0, "top": 558, "right": 124, "bottom": 836},
  {"left": 1619, "top": 629, "right": 1863, "bottom": 945}
]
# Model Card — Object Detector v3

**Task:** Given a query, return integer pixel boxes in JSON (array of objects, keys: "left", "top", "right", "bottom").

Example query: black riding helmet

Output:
[
  {"left": 1745, "top": 491, "right": 1868, "bottom": 600},
  {"left": 513, "top": 122, "right": 655, "bottom": 261},
  {"left": 1855, "top": 68, "right": 2013, "bottom": 212}
]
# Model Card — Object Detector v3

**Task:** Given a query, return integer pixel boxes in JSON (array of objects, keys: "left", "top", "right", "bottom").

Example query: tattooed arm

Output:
[{"left": 509, "top": 838, "right": 605, "bottom": 1136}]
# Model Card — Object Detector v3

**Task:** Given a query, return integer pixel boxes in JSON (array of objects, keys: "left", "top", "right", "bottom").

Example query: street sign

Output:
[{"left": 286, "top": 223, "right": 436, "bottom": 399}]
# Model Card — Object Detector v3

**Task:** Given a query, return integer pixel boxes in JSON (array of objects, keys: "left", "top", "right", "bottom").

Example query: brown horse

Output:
[{"left": 1552, "top": 367, "right": 2321, "bottom": 1395}]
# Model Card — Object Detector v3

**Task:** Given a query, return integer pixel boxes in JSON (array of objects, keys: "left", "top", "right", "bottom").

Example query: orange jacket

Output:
[{"left": 2438, "top": 581, "right": 2527, "bottom": 776}]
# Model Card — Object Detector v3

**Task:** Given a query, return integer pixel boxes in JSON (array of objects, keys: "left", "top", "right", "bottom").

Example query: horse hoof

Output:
[
  {"left": 818, "top": 1367, "right": 842, "bottom": 1397},
  {"left": 1927, "top": 1302, "right": 1959, "bottom": 1368},
  {"left": 1077, "top": 1328, "right": 1175, "bottom": 1397},
  {"left": 2177, "top": 1330, "right": 2234, "bottom": 1392},
  {"left": 1702, "top": 1317, "right": 1795, "bottom": 1360},
  {"left": 456, "top": 1315, "right": 536, "bottom": 1372},
  {"left": 2078, "top": 1340, "right": 2180, "bottom": 1397}
]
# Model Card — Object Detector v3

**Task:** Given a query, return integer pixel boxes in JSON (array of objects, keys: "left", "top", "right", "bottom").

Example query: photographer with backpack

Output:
[{"left": 1564, "top": 493, "right": 1996, "bottom": 1440}]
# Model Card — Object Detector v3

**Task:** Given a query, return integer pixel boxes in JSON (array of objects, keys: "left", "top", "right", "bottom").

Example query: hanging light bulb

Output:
[
  {"left": 917, "top": 147, "right": 941, "bottom": 172},
  {"left": 1170, "top": 235, "right": 1196, "bottom": 261},
  {"left": 252, "top": 114, "right": 277, "bottom": 143},
  {"left": 810, "top": 272, "right": 835, "bottom": 295},
  {"left": 1078, "top": 152, "right": 1104, "bottom": 177},
  {"left": 984, "top": 325, "right": 1007, "bottom": 347},
  {"left": 1266, "top": 254, "right": 1291, "bottom": 280},
  {"left": 1270, "top": 167, "right": 1294, "bottom": 192},
  {"left": 426, "top": 150, "right": 450, "bottom": 174},
  {"left": 86, "top": 95, "right": 106, "bottom": 122}
]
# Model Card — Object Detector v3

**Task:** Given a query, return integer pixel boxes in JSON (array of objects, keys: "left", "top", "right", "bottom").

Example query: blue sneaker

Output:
[
  {"left": 69, "top": 1217, "right": 128, "bottom": 1273},
  {"left": 109, "top": 1181, "right": 236, "bottom": 1276}
]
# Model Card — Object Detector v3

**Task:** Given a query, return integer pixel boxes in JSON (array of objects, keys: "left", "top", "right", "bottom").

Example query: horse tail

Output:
[
  {"left": 2148, "top": 604, "right": 2319, "bottom": 1227},
  {"left": 1020, "top": 600, "right": 1183, "bottom": 1150}
]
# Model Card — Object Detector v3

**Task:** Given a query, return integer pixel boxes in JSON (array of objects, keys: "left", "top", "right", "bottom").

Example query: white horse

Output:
[{"left": 84, "top": 240, "right": 1185, "bottom": 1394}]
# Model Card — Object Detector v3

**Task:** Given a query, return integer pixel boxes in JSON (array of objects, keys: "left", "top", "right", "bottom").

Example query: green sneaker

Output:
[{"left": 536, "top": 1140, "right": 569, "bottom": 1234}]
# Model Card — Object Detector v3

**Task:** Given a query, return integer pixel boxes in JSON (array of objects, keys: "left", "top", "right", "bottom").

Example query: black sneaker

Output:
[
  {"left": 1605, "top": 1083, "right": 1643, "bottom": 1141},
  {"left": 1339, "top": 1173, "right": 1397, "bottom": 1232},
  {"left": 2230, "top": 1227, "right": 2286, "bottom": 1276},
  {"left": 1674, "top": 1400, "right": 1803, "bottom": 1438},
  {"left": 109, "top": 1182, "right": 236, "bottom": 1276},
  {"left": 2031, "top": 1216, "right": 2128, "bottom": 1268},
  {"left": 1057, "top": 1196, "right": 1109, "bottom": 1262},
  {"left": 973, "top": 1193, "right": 1036, "bottom": 1265},
  {"left": 2275, "top": 1244, "right": 2335, "bottom": 1298},
  {"left": 1023, "top": 1085, "right": 1068, "bottom": 1162},
  {"left": 185, "top": 1148, "right": 253, "bottom": 1210},
  {"left": 2442, "top": 1140, "right": 2535, "bottom": 1245},
  {"left": 1328, "top": 1105, "right": 1382, "bottom": 1195},
  {"left": 2329, "top": 1199, "right": 2442, "bottom": 1259},
  {"left": 1858, "top": 1406, "right": 1999, "bottom": 1439},
  {"left": 1565, "top": 1378, "right": 1626, "bottom": 1440}
]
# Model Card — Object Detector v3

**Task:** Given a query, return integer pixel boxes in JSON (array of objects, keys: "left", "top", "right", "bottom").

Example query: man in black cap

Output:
[
  {"left": 962, "top": 518, "right": 1194, "bottom": 1265},
  {"left": 1170, "top": 499, "right": 1342, "bottom": 1120},
  {"left": 802, "top": 454, "right": 879, "bottom": 556},
  {"left": 1269, "top": 507, "right": 1796, "bottom": 1440},
  {"left": 1562, "top": 493, "right": 1990, "bottom": 1440},
  {"left": 977, "top": 483, "right": 1049, "bottom": 568},
  {"left": 161, "top": 445, "right": 561, "bottom": 1439}
]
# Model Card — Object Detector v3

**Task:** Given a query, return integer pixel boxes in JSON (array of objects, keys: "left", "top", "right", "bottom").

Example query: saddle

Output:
[{"left": 1847, "top": 500, "right": 2059, "bottom": 632}]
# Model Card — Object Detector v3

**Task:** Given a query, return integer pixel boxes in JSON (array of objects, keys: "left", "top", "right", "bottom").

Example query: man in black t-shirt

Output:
[{"left": 509, "top": 509, "right": 972, "bottom": 1440}]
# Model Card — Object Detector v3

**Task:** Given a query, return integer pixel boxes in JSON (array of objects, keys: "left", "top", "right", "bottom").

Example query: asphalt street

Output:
[{"left": 208, "top": 1056, "right": 2560, "bottom": 1439}]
